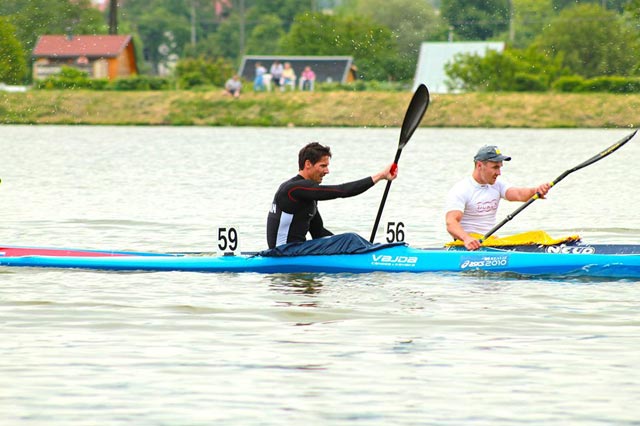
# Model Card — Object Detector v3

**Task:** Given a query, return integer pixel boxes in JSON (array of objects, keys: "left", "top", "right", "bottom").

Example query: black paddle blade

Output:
[
  {"left": 369, "top": 84, "right": 430, "bottom": 242},
  {"left": 398, "top": 84, "right": 430, "bottom": 149}
]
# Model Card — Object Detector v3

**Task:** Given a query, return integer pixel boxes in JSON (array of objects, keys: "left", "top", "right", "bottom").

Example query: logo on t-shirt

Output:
[{"left": 475, "top": 199, "right": 498, "bottom": 212}]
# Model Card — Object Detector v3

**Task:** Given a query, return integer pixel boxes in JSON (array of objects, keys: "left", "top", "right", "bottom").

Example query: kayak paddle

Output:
[
  {"left": 482, "top": 129, "right": 638, "bottom": 241},
  {"left": 369, "top": 84, "right": 430, "bottom": 243}
]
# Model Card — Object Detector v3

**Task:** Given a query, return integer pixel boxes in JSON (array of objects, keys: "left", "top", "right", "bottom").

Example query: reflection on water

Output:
[{"left": 268, "top": 273, "right": 325, "bottom": 297}]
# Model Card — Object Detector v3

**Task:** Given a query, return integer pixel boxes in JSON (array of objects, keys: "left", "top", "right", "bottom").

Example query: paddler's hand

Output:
[
  {"left": 535, "top": 182, "right": 552, "bottom": 199},
  {"left": 372, "top": 164, "right": 398, "bottom": 183},
  {"left": 463, "top": 235, "right": 481, "bottom": 251}
]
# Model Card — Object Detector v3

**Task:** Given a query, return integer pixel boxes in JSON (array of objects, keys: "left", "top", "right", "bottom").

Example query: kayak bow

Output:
[{"left": 0, "top": 245, "right": 175, "bottom": 258}]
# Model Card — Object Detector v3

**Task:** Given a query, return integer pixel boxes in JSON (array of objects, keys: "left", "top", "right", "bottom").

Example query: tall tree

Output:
[
  {"left": 244, "top": 14, "right": 285, "bottom": 55},
  {"left": 341, "top": 0, "right": 447, "bottom": 53},
  {"left": 245, "top": 0, "right": 310, "bottom": 32},
  {"left": 121, "top": 0, "right": 221, "bottom": 70},
  {"left": 135, "top": 6, "right": 191, "bottom": 73},
  {"left": 280, "top": 12, "right": 401, "bottom": 80},
  {"left": 0, "top": 17, "right": 27, "bottom": 84},
  {"left": 534, "top": 3, "right": 640, "bottom": 77},
  {"left": 1, "top": 0, "right": 106, "bottom": 54},
  {"left": 441, "top": 0, "right": 510, "bottom": 40},
  {"left": 506, "top": 0, "right": 555, "bottom": 48},
  {"left": 338, "top": 0, "right": 448, "bottom": 79},
  {"left": 625, "top": 0, "right": 640, "bottom": 19},
  {"left": 552, "top": 0, "right": 629, "bottom": 12},
  {"left": 194, "top": 14, "right": 242, "bottom": 60}
]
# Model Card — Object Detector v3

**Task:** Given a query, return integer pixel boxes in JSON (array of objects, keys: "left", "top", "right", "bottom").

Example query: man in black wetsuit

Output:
[{"left": 266, "top": 142, "right": 397, "bottom": 249}]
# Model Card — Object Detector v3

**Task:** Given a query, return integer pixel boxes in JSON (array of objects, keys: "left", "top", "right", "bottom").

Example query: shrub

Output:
[
  {"left": 34, "top": 66, "right": 93, "bottom": 89},
  {"left": 174, "top": 56, "right": 235, "bottom": 88},
  {"left": 89, "top": 79, "right": 110, "bottom": 90},
  {"left": 445, "top": 47, "right": 568, "bottom": 92},
  {"left": 314, "top": 80, "right": 407, "bottom": 92},
  {"left": 178, "top": 72, "right": 207, "bottom": 89},
  {"left": 512, "top": 73, "right": 548, "bottom": 92},
  {"left": 110, "top": 75, "right": 172, "bottom": 91},
  {"left": 552, "top": 76, "right": 586, "bottom": 92},
  {"left": 553, "top": 75, "right": 640, "bottom": 93},
  {"left": 584, "top": 76, "right": 640, "bottom": 94}
]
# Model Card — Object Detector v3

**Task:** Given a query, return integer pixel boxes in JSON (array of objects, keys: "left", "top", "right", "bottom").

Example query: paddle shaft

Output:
[
  {"left": 482, "top": 129, "right": 637, "bottom": 241},
  {"left": 369, "top": 84, "right": 429, "bottom": 243},
  {"left": 369, "top": 149, "right": 402, "bottom": 242}
]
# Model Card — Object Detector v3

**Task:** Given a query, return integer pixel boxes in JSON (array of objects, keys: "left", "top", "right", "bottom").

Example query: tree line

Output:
[{"left": 1, "top": 0, "right": 639, "bottom": 92}]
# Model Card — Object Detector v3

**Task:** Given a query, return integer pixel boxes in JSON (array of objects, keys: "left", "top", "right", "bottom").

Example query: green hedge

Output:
[
  {"left": 35, "top": 66, "right": 172, "bottom": 91},
  {"left": 315, "top": 80, "right": 407, "bottom": 92},
  {"left": 513, "top": 73, "right": 548, "bottom": 92},
  {"left": 33, "top": 67, "right": 95, "bottom": 89},
  {"left": 38, "top": 67, "right": 640, "bottom": 94},
  {"left": 110, "top": 75, "right": 172, "bottom": 91},
  {"left": 553, "top": 75, "right": 640, "bottom": 93}
]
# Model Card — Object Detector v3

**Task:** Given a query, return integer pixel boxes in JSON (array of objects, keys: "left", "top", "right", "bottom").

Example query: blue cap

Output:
[{"left": 474, "top": 145, "right": 511, "bottom": 162}]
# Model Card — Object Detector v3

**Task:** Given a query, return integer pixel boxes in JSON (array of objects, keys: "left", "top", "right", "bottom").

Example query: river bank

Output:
[{"left": 1, "top": 90, "right": 639, "bottom": 128}]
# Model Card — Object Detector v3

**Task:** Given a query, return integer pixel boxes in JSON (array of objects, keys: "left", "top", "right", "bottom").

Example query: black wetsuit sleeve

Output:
[{"left": 287, "top": 176, "right": 375, "bottom": 202}]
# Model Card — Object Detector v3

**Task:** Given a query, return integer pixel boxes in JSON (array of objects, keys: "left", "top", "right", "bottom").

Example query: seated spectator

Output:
[
  {"left": 224, "top": 74, "right": 242, "bottom": 98},
  {"left": 280, "top": 62, "right": 296, "bottom": 91},
  {"left": 253, "top": 62, "right": 267, "bottom": 92},
  {"left": 299, "top": 66, "right": 316, "bottom": 91},
  {"left": 270, "top": 61, "right": 283, "bottom": 90}
]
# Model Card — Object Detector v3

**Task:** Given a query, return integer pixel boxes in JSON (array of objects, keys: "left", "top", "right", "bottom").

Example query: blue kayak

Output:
[{"left": 2, "top": 244, "right": 640, "bottom": 279}]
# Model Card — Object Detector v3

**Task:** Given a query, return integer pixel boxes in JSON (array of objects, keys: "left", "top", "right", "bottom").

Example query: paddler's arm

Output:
[
  {"left": 506, "top": 183, "right": 551, "bottom": 201},
  {"left": 371, "top": 163, "right": 398, "bottom": 184},
  {"left": 445, "top": 210, "right": 481, "bottom": 251},
  {"left": 292, "top": 164, "right": 398, "bottom": 201}
]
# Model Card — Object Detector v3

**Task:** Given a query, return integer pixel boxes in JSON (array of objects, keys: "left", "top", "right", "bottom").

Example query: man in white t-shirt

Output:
[{"left": 445, "top": 145, "right": 551, "bottom": 250}]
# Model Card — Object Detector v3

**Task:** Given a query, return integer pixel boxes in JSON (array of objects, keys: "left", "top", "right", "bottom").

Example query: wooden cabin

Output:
[{"left": 32, "top": 35, "right": 138, "bottom": 81}]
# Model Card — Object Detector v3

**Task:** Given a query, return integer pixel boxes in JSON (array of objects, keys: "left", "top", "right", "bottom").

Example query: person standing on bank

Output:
[
  {"left": 445, "top": 145, "right": 551, "bottom": 251},
  {"left": 267, "top": 142, "right": 397, "bottom": 249}
]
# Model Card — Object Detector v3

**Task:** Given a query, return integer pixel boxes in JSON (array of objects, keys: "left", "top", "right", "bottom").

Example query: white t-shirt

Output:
[{"left": 445, "top": 176, "right": 512, "bottom": 235}]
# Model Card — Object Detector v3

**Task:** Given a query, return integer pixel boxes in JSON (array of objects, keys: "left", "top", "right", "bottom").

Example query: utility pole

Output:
[
  {"left": 108, "top": 0, "right": 118, "bottom": 35},
  {"left": 239, "top": 0, "right": 245, "bottom": 57},
  {"left": 191, "top": 0, "right": 197, "bottom": 46},
  {"left": 508, "top": 0, "right": 515, "bottom": 43}
]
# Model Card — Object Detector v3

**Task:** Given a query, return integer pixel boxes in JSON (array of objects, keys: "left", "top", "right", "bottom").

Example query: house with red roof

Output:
[{"left": 32, "top": 35, "right": 138, "bottom": 81}]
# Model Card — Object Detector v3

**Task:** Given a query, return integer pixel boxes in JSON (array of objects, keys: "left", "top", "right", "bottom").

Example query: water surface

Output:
[{"left": 1, "top": 125, "right": 639, "bottom": 425}]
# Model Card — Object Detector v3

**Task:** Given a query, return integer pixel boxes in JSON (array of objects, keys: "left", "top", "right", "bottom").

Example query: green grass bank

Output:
[{"left": 1, "top": 90, "right": 639, "bottom": 128}]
